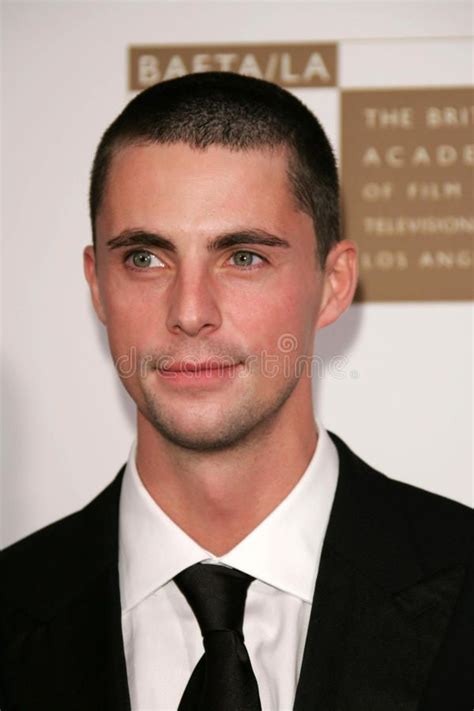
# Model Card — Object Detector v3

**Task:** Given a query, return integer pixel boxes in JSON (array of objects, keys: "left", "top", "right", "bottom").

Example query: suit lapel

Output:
[
  {"left": 294, "top": 434, "right": 466, "bottom": 711},
  {"left": 57, "top": 562, "right": 131, "bottom": 710},
  {"left": 59, "top": 469, "right": 131, "bottom": 710},
  {"left": 8, "top": 468, "right": 132, "bottom": 710}
]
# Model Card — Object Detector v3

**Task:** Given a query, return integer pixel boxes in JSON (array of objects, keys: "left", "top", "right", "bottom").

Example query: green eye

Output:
[
  {"left": 231, "top": 251, "right": 264, "bottom": 268},
  {"left": 126, "top": 250, "right": 163, "bottom": 269}
]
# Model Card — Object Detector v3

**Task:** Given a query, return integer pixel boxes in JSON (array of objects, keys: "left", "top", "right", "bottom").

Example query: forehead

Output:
[{"left": 96, "top": 142, "right": 307, "bottom": 241}]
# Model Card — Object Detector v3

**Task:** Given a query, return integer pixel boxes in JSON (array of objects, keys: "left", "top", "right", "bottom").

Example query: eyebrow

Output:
[{"left": 105, "top": 228, "right": 291, "bottom": 253}]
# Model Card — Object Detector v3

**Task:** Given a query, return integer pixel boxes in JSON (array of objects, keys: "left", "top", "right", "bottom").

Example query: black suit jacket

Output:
[{"left": 1, "top": 433, "right": 473, "bottom": 710}]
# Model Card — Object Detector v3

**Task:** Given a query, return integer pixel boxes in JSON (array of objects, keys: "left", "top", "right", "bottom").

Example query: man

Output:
[{"left": 0, "top": 72, "right": 472, "bottom": 711}]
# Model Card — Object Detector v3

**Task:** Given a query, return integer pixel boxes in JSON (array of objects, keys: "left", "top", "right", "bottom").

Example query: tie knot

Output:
[{"left": 174, "top": 563, "right": 254, "bottom": 636}]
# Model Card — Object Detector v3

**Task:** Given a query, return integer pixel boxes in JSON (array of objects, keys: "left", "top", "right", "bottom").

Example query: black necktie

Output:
[{"left": 174, "top": 563, "right": 262, "bottom": 711}]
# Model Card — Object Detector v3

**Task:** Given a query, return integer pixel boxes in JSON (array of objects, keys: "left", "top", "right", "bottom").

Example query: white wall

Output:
[{"left": 1, "top": 0, "right": 472, "bottom": 547}]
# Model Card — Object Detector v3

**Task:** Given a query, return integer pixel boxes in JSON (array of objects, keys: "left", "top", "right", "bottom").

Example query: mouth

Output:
[
  {"left": 161, "top": 360, "right": 238, "bottom": 373},
  {"left": 157, "top": 360, "right": 242, "bottom": 385}
]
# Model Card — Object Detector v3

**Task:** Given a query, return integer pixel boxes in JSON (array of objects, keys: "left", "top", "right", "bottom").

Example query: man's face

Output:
[{"left": 85, "top": 142, "right": 330, "bottom": 451}]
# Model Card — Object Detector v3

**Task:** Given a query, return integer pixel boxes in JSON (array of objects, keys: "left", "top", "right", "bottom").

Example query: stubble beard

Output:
[{"left": 139, "top": 372, "right": 300, "bottom": 452}]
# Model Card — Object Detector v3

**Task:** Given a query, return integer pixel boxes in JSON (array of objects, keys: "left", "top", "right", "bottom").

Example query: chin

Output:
[
  {"left": 140, "top": 373, "right": 299, "bottom": 452},
  {"left": 149, "top": 416, "right": 254, "bottom": 452},
  {"left": 140, "top": 392, "right": 264, "bottom": 452}
]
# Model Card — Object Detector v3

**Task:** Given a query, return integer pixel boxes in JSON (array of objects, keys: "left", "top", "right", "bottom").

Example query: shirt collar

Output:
[{"left": 119, "top": 422, "right": 339, "bottom": 612}]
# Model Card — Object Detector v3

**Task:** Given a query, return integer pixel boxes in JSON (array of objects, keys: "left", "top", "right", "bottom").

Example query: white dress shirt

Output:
[{"left": 118, "top": 423, "right": 339, "bottom": 711}]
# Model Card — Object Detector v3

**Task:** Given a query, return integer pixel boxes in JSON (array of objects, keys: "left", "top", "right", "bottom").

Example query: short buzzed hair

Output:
[{"left": 89, "top": 71, "right": 340, "bottom": 265}]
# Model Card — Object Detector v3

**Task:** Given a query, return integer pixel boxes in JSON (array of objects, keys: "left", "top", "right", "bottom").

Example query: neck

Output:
[{"left": 135, "top": 395, "right": 318, "bottom": 557}]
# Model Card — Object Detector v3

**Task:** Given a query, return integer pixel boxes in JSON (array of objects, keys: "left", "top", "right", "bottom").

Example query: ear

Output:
[
  {"left": 83, "top": 245, "right": 107, "bottom": 324},
  {"left": 316, "top": 240, "right": 358, "bottom": 330}
]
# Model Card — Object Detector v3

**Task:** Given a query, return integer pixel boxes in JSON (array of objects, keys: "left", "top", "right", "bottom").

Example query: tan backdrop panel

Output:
[
  {"left": 342, "top": 87, "right": 474, "bottom": 301},
  {"left": 130, "top": 43, "right": 337, "bottom": 90}
]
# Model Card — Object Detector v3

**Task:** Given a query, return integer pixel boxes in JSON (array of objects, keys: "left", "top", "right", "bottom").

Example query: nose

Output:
[{"left": 166, "top": 265, "right": 222, "bottom": 337}]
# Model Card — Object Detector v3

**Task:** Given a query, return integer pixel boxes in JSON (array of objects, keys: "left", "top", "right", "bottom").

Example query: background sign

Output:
[
  {"left": 129, "top": 43, "right": 337, "bottom": 90},
  {"left": 342, "top": 87, "right": 474, "bottom": 301}
]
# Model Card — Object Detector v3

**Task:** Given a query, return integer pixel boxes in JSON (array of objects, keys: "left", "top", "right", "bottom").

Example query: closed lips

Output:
[{"left": 161, "top": 362, "right": 238, "bottom": 373}]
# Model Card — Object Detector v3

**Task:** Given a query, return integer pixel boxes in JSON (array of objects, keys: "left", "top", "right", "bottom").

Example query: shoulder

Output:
[
  {"left": 329, "top": 430, "right": 472, "bottom": 522},
  {"left": 328, "top": 431, "right": 473, "bottom": 569},
  {"left": 0, "top": 467, "right": 125, "bottom": 619}
]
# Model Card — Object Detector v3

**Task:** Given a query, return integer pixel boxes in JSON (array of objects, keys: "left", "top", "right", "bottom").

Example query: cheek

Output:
[
  {"left": 227, "top": 280, "right": 317, "bottom": 355},
  {"left": 102, "top": 285, "right": 158, "bottom": 355}
]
